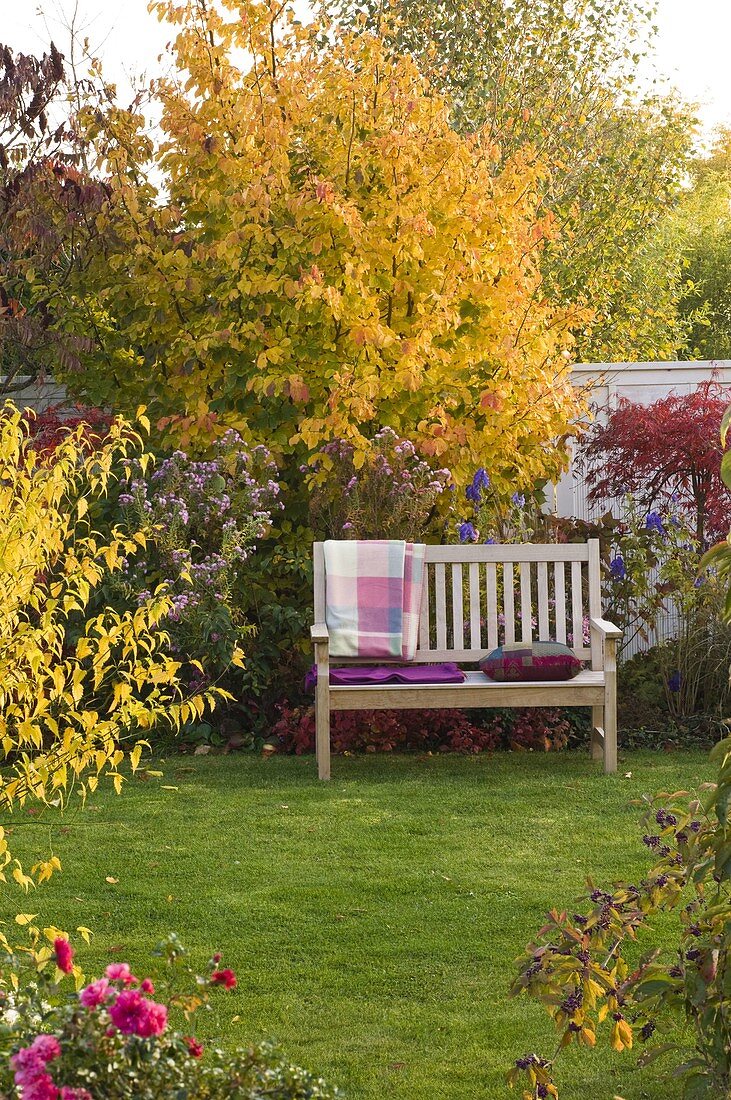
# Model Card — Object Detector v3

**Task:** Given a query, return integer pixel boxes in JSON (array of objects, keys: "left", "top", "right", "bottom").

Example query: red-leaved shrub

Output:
[
  {"left": 271, "top": 704, "right": 572, "bottom": 756},
  {"left": 271, "top": 705, "right": 502, "bottom": 755},
  {"left": 24, "top": 404, "right": 114, "bottom": 456},
  {"left": 509, "top": 707, "right": 571, "bottom": 751}
]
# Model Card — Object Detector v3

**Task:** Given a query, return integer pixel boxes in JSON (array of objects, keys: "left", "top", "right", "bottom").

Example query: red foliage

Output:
[
  {"left": 271, "top": 705, "right": 502, "bottom": 755},
  {"left": 580, "top": 382, "right": 731, "bottom": 544},
  {"left": 271, "top": 704, "right": 572, "bottom": 756},
  {"left": 509, "top": 708, "right": 571, "bottom": 752},
  {"left": 24, "top": 404, "right": 114, "bottom": 456}
]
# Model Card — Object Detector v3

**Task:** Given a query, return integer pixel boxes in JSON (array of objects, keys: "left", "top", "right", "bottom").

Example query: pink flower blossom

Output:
[
  {"left": 185, "top": 1035, "right": 204, "bottom": 1058},
  {"left": 105, "top": 962, "right": 136, "bottom": 985},
  {"left": 135, "top": 999, "right": 167, "bottom": 1038},
  {"left": 140, "top": 977, "right": 155, "bottom": 994},
  {"left": 11, "top": 1036, "right": 61, "bottom": 1099},
  {"left": 79, "top": 978, "right": 111, "bottom": 1008},
  {"left": 19, "top": 1073, "right": 59, "bottom": 1100},
  {"left": 109, "top": 989, "right": 167, "bottom": 1037},
  {"left": 28, "top": 1036, "right": 61, "bottom": 1063},
  {"left": 53, "top": 938, "right": 74, "bottom": 975},
  {"left": 10, "top": 1047, "right": 46, "bottom": 1084},
  {"left": 210, "top": 967, "right": 237, "bottom": 989}
]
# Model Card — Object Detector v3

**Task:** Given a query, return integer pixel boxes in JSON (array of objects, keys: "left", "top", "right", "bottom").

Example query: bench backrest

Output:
[{"left": 313, "top": 540, "right": 603, "bottom": 666}]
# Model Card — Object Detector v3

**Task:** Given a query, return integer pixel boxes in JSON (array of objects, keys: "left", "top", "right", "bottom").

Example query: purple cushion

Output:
[
  {"left": 479, "top": 642, "right": 582, "bottom": 682},
  {"left": 305, "top": 663, "right": 465, "bottom": 691}
]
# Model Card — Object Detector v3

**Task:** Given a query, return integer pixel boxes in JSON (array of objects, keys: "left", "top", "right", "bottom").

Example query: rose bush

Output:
[{"left": 0, "top": 932, "right": 338, "bottom": 1099}]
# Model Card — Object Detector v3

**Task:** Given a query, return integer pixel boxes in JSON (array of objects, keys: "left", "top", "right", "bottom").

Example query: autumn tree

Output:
[
  {"left": 40, "top": 0, "right": 584, "bottom": 494},
  {"left": 331, "top": 0, "right": 696, "bottom": 363},
  {"left": 0, "top": 42, "right": 113, "bottom": 395},
  {"left": 579, "top": 383, "right": 731, "bottom": 545},
  {"left": 671, "top": 130, "right": 731, "bottom": 361},
  {"left": 0, "top": 404, "right": 225, "bottom": 892}
]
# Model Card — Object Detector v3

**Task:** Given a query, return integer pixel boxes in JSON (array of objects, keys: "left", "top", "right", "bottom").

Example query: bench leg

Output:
[
  {"left": 315, "top": 655, "right": 331, "bottom": 781},
  {"left": 603, "top": 640, "right": 618, "bottom": 774},
  {"left": 590, "top": 706, "right": 604, "bottom": 762}
]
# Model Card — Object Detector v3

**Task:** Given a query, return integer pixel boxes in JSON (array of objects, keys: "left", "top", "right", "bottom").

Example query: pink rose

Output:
[
  {"left": 105, "top": 962, "right": 136, "bottom": 985},
  {"left": 185, "top": 1035, "right": 204, "bottom": 1058},
  {"left": 11, "top": 1037, "right": 61, "bottom": 1099},
  {"left": 19, "top": 1073, "right": 59, "bottom": 1100},
  {"left": 109, "top": 989, "right": 167, "bottom": 1038},
  {"left": 29, "top": 1036, "right": 61, "bottom": 1063},
  {"left": 210, "top": 968, "right": 237, "bottom": 989},
  {"left": 79, "top": 978, "right": 111, "bottom": 1008},
  {"left": 135, "top": 999, "right": 167, "bottom": 1038},
  {"left": 53, "top": 938, "right": 74, "bottom": 976},
  {"left": 140, "top": 978, "right": 155, "bottom": 994}
]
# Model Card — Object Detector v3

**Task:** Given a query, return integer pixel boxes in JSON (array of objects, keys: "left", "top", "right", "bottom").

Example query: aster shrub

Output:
[
  {"left": 308, "top": 428, "right": 452, "bottom": 540},
  {"left": 107, "top": 432, "right": 283, "bottom": 735},
  {"left": 0, "top": 931, "right": 338, "bottom": 1099},
  {"left": 509, "top": 734, "right": 731, "bottom": 1100}
]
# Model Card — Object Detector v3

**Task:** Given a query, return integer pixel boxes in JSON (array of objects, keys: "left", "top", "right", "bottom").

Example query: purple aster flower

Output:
[{"left": 511, "top": 492, "right": 526, "bottom": 508}]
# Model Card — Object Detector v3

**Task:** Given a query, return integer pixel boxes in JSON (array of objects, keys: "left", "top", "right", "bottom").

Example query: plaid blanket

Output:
[{"left": 324, "top": 540, "right": 426, "bottom": 659}]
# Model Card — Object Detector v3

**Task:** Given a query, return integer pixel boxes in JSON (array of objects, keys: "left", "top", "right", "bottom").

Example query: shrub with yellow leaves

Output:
[{"left": 0, "top": 403, "right": 227, "bottom": 892}]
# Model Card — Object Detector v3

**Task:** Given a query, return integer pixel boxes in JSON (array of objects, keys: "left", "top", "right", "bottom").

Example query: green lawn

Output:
[{"left": 6, "top": 750, "right": 712, "bottom": 1099}]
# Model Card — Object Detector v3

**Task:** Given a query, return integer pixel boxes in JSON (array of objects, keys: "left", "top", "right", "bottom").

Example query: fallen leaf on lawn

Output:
[
  {"left": 194, "top": 745, "right": 211, "bottom": 755},
  {"left": 161, "top": 785, "right": 179, "bottom": 791},
  {"left": 389, "top": 1063, "right": 406, "bottom": 1071},
  {"left": 624, "top": 772, "right": 633, "bottom": 779},
  {"left": 109, "top": 945, "right": 126, "bottom": 953},
  {"left": 105, "top": 876, "right": 119, "bottom": 884}
]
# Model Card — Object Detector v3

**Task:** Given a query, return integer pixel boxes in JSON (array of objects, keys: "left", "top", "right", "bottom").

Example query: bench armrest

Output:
[
  {"left": 590, "top": 617, "right": 623, "bottom": 641},
  {"left": 311, "top": 623, "right": 330, "bottom": 645}
]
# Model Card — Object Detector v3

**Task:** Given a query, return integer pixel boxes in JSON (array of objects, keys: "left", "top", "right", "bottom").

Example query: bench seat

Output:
[{"left": 329, "top": 668, "right": 607, "bottom": 710}]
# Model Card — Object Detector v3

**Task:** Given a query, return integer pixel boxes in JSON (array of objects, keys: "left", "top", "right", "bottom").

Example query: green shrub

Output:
[{"left": 509, "top": 736, "right": 731, "bottom": 1100}]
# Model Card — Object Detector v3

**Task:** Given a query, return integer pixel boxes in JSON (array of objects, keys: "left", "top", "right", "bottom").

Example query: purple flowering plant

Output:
[
  {"left": 510, "top": 736, "right": 731, "bottom": 1100},
  {"left": 308, "top": 427, "right": 452, "bottom": 540},
  {"left": 606, "top": 495, "right": 731, "bottom": 716},
  {"left": 458, "top": 469, "right": 551, "bottom": 544},
  {"left": 114, "top": 431, "right": 282, "bottom": 679}
]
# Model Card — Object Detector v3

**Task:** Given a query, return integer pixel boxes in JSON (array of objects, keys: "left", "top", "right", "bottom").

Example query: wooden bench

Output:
[{"left": 311, "top": 540, "right": 621, "bottom": 780}]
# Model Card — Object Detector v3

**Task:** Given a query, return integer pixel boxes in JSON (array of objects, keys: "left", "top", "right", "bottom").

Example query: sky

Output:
[{"left": 2, "top": 0, "right": 731, "bottom": 138}]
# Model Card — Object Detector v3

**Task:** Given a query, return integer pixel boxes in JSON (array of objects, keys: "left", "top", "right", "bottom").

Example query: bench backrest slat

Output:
[
  {"left": 486, "top": 562, "right": 499, "bottom": 650},
  {"left": 554, "top": 561, "right": 567, "bottom": 644},
  {"left": 313, "top": 540, "right": 600, "bottom": 663}
]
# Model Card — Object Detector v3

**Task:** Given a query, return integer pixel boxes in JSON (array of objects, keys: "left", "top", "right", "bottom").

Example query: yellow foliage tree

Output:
[
  {"left": 52, "top": 0, "right": 585, "bottom": 493},
  {"left": 0, "top": 404, "right": 226, "bottom": 892}
]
